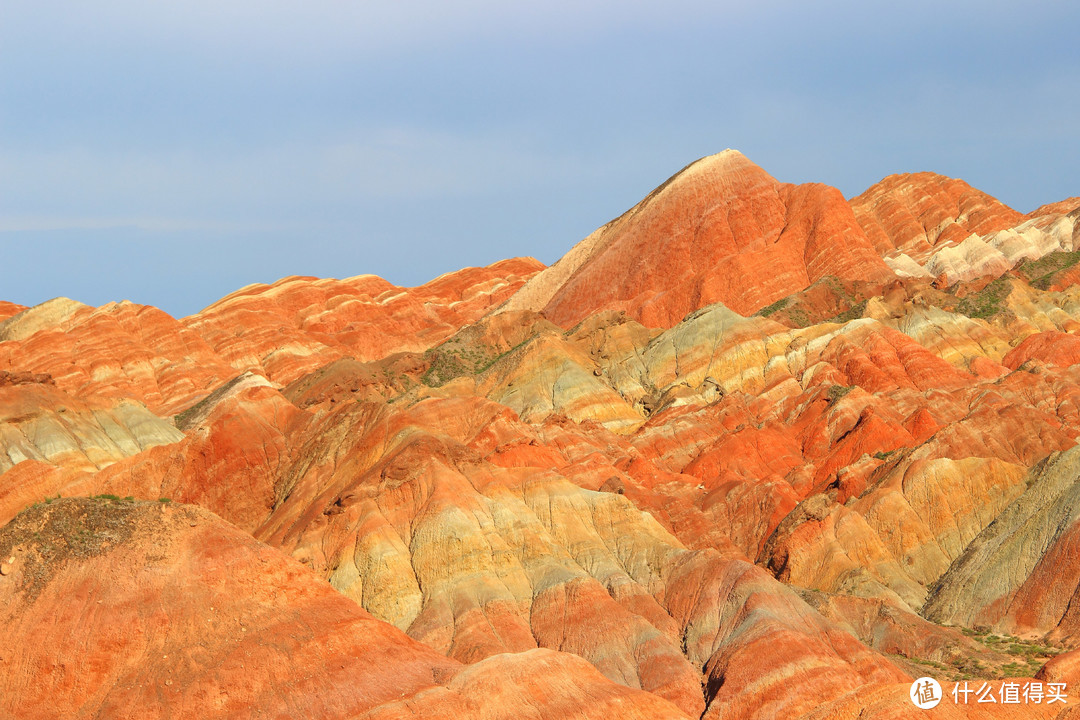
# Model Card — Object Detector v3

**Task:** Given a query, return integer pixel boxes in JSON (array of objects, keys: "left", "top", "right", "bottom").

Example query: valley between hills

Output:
[{"left": 3, "top": 149, "right": 1080, "bottom": 718}]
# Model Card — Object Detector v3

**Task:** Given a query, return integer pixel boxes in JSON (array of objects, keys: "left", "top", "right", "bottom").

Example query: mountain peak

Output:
[
  {"left": 850, "top": 171, "right": 1022, "bottom": 260},
  {"left": 0, "top": 297, "right": 89, "bottom": 343},
  {"left": 499, "top": 152, "right": 891, "bottom": 328},
  {"left": 667, "top": 149, "right": 774, "bottom": 191}
]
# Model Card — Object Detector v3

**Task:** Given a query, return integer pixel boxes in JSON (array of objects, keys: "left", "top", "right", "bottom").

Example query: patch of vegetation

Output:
[
  {"left": 157, "top": 497, "right": 172, "bottom": 503},
  {"left": 0, "top": 498, "right": 147, "bottom": 601},
  {"left": 420, "top": 337, "right": 531, "bottom": 387},
  {"left": 955, "top": 277, "right": 1013, "bottom": 319},
  {"left": 90, "top": 494, "right": 126, "bottom": 502},
  {"left": 970, "top": 632, "right": 1059, "bottom": 659},
  {"left": 23, "top": 494, "right": 62, "bottom": 512},
  {"left": 174, "top": 373, "right": 248, "bottom": 430},
  {"left": 873, "top": 449, "right": 898, "bottom": 461},
  {"left": 908, "top": 655, "right": 952, "bottom": 672},
  {"left": 420, "top": 347, "right": 481, "bottom": 387},
  {"left": 755, "top": 297, "right": 791, "bottom": 317},
  {"left": 890, "top": 630, "right": 1060, "bottom": 682},
  {"left": 473, "top": 338, "right": 531, "bottom": 374},
  {"left": 826, "top": 385, "right": 854, "bottom": 404},
  {"left": 25, "top": 493, "right": 140, "bottom": 513},
  {"left": 783, "top": 306, "right": 810, "bottom": 328},
  {"left": 950, "top": 628, "right": 1062, "bottom": 678},
  {"left": 1016, "top": 250, "right": 1080, "bottom": 290},
  {"left": 757, "top": 276, "right": 868, "bottom": 328},
  {"left": 826, "top": 299, "right": 868, "bottom": 325}
]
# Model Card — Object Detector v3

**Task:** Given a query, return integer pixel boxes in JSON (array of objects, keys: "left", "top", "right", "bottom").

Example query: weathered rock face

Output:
[
  {"left": 1003, "top": 331, "right": 1080, "bottom": 370},
  {"left": 0, "top": 301, "right": 27, "bottom": 322},
  {"left": 924, "top": 447, "right": 1080, "bottom": 641},
  {"left": 184, "top": 257, "right": 544, "bottom": 385},
  {"left": 851, "top": 172, "right": 1023, "bottom": 260},
  {"left": 0, "top": 299, "right": 237, "bottom": 415},
  {"left": 854, "top": 173, "right": 1078, "bottom": 285},
  {"left": 6, "top": 153, "right": 1080, "bottom": 718},
  {"left": 0, "top": 258, "right": 542, "bottom": 416},
  {"left": 253, "top": 394, "right": 707, "bottom": 711},
  {"left": 0, "top": 382, "right": 185, "bottom": 524},
  {"left": 500, "top": 150, "right": 893, "bottom": 327},
  {"left": 0, "top": 499, "right": 691, "bottom": 720}
]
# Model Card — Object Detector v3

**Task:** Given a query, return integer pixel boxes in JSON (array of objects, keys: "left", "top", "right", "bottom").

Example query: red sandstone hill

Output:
[
  {"left": 850, "top": 171, "right": 1024, "bottom": 261},
  {"left": 499, "top": 149, "right": 894, "bottom": 327},
  {"left": 0, "top": 259, "right": 543, "bottom": 417},
  {"left": 0, "top": 499, "right": 690, "bottom": 720},
  {"left": 4, "top": 152, "right": 1080, "bottom": 718},
  {"left": 184, "top": 257, "right": 544, "bottom": 385}
]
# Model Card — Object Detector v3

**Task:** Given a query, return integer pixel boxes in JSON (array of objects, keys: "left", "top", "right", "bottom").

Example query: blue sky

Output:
[{"left": 1, "top": 1, "right": 1077, "bottom": 317}]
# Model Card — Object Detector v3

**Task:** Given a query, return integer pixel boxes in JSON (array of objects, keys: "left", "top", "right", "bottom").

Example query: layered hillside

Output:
[
  {"left": 499, "top": 150, "right": 894, "bottom": 326},
  {"left": 852, "top": 172, "right": 1078, "bottom": 284},
  {"left": 2, "top": 151, "right": 1080, "bottom": 718},
  {"left": 0, "top": 498, "right": 689, "bottom": 720}
]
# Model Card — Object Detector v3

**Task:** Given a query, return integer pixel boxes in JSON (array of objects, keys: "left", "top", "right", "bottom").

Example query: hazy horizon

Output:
[{"left": 2, "top": 1, "right": 1077, "bottom": 317}]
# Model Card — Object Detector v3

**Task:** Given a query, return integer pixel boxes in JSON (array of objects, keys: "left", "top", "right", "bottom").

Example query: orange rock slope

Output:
[
  {"left": 0, "top": 499, "right": 690, "bottom": 720},
  {"left": 3, "top": 151, "right": 1080, "bottom": 718},
  {"left": 499, "top": 149, "right": 894, "bottom": 327},
  {"left": 851, "top": 172, "right": 1077, "bottom": 284},
  {"left": 850, "top": 171, "right": 1023, "bottom": 259},
  {"left": 185, "top": 257, "right": 544, "bottom": 384}
]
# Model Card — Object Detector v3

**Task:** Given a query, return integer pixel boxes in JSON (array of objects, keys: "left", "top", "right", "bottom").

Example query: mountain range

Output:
[{"left": 3, "top": 150, "right": 1080, "bottom": 719}]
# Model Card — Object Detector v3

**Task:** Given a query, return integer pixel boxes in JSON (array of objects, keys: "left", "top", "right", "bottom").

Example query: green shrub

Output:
[
  {"left": 955, "top": 278, "right": 1012, "bottom": 319},
  {"left": 827, "top": 385, "right": 854, "bottom": 404}
]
